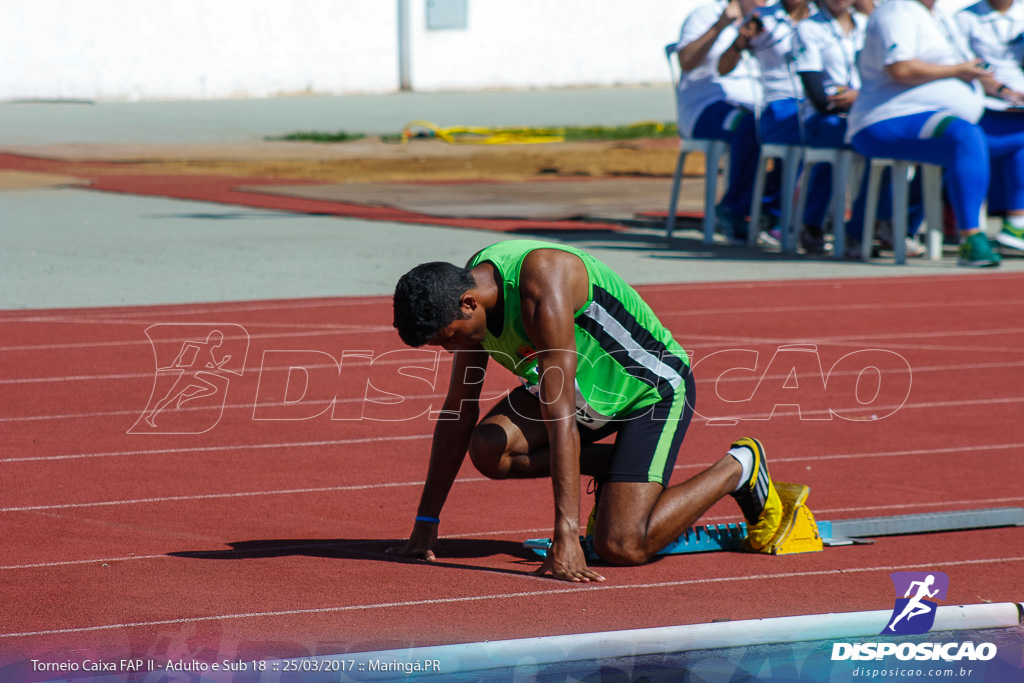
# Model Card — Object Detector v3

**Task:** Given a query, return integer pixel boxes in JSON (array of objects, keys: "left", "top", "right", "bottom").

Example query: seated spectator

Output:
[
  {"left": 792, "top": 0, "right": 868, "bottom": 253},
  {"left": 674, "top": 0, "right": 766, "bottom": 244},
  {"left": 792, "top": 0, "right": 916, "bottom": 257},
  {"left": 848, "top": 0, "right": 1019, "bottom": 267},
  {"left": 719, "top": 0, "right": 832, "bottom": 247},
  {"left": 957, "top": 0, "right": 1024, "bottom": 253}
]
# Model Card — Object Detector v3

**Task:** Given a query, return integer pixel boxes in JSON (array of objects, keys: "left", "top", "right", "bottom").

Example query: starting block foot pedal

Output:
[{"left": 746, "top": 482, "right": 823, "bottom": 555}]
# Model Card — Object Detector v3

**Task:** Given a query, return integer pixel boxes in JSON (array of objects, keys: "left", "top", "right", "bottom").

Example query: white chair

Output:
[
  {"left": 860, "top": 159, "right": 944, "bottom": 264},
  {"left": 664, "top": 42, "right": 730, "bottom": 244},
  {"left": 793, "top": 146, "right": 860, "bottom": 259},
  {"left": 748, "top": 143, "right": 804, "bottom": 251},
  {"left": 666, "top": 137, "right": 730, "bottom": 242}
]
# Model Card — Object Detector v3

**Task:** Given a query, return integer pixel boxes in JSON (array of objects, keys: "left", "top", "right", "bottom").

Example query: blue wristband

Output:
[{"left": 415, "top": 515, "right": 440, "bottom": 524}]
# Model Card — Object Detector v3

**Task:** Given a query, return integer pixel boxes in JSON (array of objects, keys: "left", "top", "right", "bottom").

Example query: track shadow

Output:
[
  {"left": 168, "top": 538, "right": 542, "bottom": 578},
  {"left": 516, "top": 219, "right": 830, "bottom": 264}
]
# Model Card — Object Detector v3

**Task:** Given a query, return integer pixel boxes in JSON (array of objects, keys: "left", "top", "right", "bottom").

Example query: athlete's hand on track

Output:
[
  {"left": 385, "top": 521, "right": 438, "bottom": 561},
  {"left": 533, "top": 538, "right": 606, "bottom": 583}
]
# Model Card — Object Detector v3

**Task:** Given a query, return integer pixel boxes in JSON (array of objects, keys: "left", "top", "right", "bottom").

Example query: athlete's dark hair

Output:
[{"left": 393, "top": 262, "right": 475, "bottom": 347}]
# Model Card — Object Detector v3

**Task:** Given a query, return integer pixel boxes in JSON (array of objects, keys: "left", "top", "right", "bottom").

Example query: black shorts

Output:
[{"left": 578, "top": 368, "right": 696, "bottom": 486}]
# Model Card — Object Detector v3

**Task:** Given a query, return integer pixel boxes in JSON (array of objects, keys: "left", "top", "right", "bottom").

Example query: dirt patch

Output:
[
  {"left": 5, "top": 137, "right": 705, "bottom": 184},
  {"left": 0, "top": 170, "right": 89, "bottom": 190}
]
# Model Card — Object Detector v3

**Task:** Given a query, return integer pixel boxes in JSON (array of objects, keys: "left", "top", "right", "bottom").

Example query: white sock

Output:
[
  {"left": 1008, "top": 215, "right": 1024, "bottom": 229},
  {"left": 727, "top": 446, "right": 754, "bottom": 493}
]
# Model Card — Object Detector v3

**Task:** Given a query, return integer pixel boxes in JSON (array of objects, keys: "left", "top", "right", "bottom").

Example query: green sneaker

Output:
[
  {"left": 996, "top": 222, "right": 1024, "bottom": 252},
  {"left": 957, "top": 232, "right": 1002, "bottom": 267}
]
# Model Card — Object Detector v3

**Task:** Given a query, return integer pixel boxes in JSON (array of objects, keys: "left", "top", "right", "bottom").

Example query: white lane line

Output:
[
  {"left": 2, "top": 361, "right": 1019, "bottom": 425},
  {"left": 0, "top": 317, "right": 379, "bottom": 331},
  {"left": 0, "top": 392, "right": 456, "bottom": 426},
  {"left": 660, "top": 301, "right": 1024, "bottom": 319},
  {"left": 636, "top": 273, "right": 1024, "bottom": 293},
  {"left": 5, "top": 414, "right": 1023, "bottom": 468},
  {"left": 691, "top": 395, "right": 1024, "bottom": 423},
  {"left": 3, "top": 449, "right": 1021, "bottom": 514},
  {"left": 0, "top": 434, "right": 434, "bottom": 464},
  {"left": 0, "top": 297, "right": 390, "bottom": 324},
  {"left": 0, "top": 476, "right": 486, "bottom": 513},
  {"left": 675, "top": 443, "right": 1024, "bottom": 470},
  {"left": 2, "top": 554, "right": 171, "bottom": 570},
  {"left": 6, "top": 298, "right": 1022, "bottom": 329},
  {"left": 0, "top": 327, "right": 395, "bottom": 352},
  {"left": 1, "top": 354, "right": 457, "bottom": 386},
  {"left": 0, "top": 527, "right": 550, "bottom": 571},
  {"left": 4, "top": 556, "right": 1022, "bottom": 639},
  {"left": 4, "top": 314, "right": 1022, "bottom": 354},
  {"left": 3, "top": 336, "right": 1020, "bottom": 388}
]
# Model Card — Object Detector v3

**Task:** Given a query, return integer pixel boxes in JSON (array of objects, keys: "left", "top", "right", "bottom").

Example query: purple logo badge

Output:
[{"left": 881, "top": 571, "right": 949, "bottom": 635}]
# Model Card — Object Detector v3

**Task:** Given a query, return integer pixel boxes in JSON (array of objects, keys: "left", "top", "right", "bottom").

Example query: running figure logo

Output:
[
  {"left": 129, "top": 324, "right": 249, "bottom": 434},
  {"left": 881, "top": 571, "right": 949, "bottom": 635}
]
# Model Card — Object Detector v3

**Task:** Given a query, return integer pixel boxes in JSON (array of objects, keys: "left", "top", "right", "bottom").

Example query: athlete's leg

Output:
[
  {"left": 592, "top": 458, "right": 742, "bottom": 566},
  {"left": 466, "top": 386, "right": 612, "bottom": 480},
  {"left": 588, "top": 372, "right": 747, "bottom": 565}
]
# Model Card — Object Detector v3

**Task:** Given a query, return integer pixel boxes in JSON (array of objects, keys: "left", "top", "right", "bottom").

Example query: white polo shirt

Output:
[
  {"left": 847, "top": 0, "right": 985, "bottom": 137},
  {"left": 957, "top": 0, "right": 1024, "bottom": 110},
  {"left": 675, "top": 2, "right": 764, "bottom": 138},
  {"left": 748, "top": 2, "right": 819, "bottom": 103},
  {"left": 792, "top": 8, "right": 868, "bottom": 119}
]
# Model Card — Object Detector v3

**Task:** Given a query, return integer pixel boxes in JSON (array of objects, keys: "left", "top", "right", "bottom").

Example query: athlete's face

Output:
[{"left": 427, "top": 297, "right": 486, "bottom": 353}]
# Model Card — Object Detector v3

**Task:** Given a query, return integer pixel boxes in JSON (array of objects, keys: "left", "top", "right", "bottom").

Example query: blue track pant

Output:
[
  {"left": 761, "top": 98, "right": 831, "bottom": 227},
  {"left": 692, "top": 101, "right": 760, "bottom": 216},
  {"left": 852, "top": 112, "right": 989, "bottom": 232}
]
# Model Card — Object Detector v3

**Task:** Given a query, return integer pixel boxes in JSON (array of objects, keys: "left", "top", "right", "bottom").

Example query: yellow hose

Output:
[{"left": 401, "top": 120, "right": 565, "bottom": 144}]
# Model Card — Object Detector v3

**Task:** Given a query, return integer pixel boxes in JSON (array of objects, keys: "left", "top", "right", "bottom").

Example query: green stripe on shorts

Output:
[{"left": 647, "top": 389, "right": 687, "bottom": 484}]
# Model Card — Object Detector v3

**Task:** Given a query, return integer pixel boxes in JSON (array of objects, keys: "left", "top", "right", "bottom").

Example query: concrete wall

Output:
[{"left": 3, "top": 0, "right": 694, "bottom": 102}]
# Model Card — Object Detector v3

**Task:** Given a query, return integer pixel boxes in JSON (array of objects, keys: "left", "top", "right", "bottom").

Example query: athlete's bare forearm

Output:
[{"left": 416, "top": 407, "right": 478, "bottom": 518}]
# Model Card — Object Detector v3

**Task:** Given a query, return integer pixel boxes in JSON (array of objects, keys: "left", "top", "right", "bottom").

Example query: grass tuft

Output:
[{"left": 266, "top": 122, "right": 678, "bottom": 144}]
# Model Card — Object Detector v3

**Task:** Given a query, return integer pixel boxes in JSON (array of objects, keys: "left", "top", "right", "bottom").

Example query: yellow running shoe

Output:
[{"left": 728, "top": 437, "right": 783, "bottom": 551}]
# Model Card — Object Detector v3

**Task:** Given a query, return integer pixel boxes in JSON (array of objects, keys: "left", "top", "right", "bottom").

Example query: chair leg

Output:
[
  {"left": 835, "top": 153, "right": 860, "bottom": 260},
  {"left": 748, "top": 154, "right": 771, "bottom": 247},
  {"left": 703, "top": 142, "right": 725, "bottom": 245},
  {"left": 795, "top": 158, "right": 814, "bottom": 247},
  {"left": 891, "top": 162, "right": 910, "bottom": 265},
  {"left": 831, "top": 151, "right": 853, "bottom": 260},
  {"left": 666, "top": 146, "right": 687, "bottom": 241},
  {"left": 780, "top": 147, "right": 804, "bottom": 253},
  {"left": 921, "top": 164, "right": 944, "bottom": 260},
  {"left": 861, "top": 161, "right": 886, "bottom": 261}
]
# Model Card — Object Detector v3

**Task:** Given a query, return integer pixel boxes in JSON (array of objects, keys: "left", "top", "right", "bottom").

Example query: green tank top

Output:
[{"left": 467, "top": 240, "right": 690, "bottom": 426}]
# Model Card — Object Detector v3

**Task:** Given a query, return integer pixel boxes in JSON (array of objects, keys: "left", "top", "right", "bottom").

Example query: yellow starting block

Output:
[{"left": 751, "top": 482, "right": 824, "bottom": 555}]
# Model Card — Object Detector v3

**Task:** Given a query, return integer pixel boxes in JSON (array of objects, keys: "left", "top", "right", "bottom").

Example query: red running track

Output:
[{"left": 1, "top": 274, "right": 1023, "bottom": 667}]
